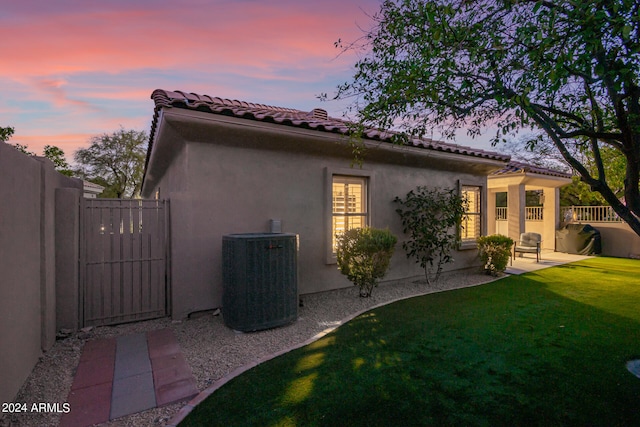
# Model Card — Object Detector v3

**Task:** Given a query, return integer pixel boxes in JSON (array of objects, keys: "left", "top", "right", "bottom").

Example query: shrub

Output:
[
  {"left": 394, "top": 187, "right": 465, "bottom": 285},
  {"left": 476, "top": 234, "right": 514, "bottom": 275},
  {"left": 336, "top": 227, "right": 398, "bottom": 297}
]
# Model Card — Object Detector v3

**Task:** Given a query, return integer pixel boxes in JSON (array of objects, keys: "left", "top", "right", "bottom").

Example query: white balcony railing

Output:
[
  {"left": 495, "top": 205, "right": 623, "bottom": 223},
  {"left": 526, "top": 206, "right": 544, "bottom": 221},
  {"left": 560, "top": 206, "right": 622, "bottom": 223},
  {"left": 495, "top": 207, "right": 542, "bottom": 221},
  {"left": 496, "top": 207, "right": 507, "bottom": 221}
]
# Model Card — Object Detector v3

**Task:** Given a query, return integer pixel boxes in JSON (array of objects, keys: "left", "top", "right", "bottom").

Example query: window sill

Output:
[
  {"left": 458, "top": 241, "right": 478, "bottom": 250},
  {"left": 325, "top": 253, "right": 338, "bottom": 265}
]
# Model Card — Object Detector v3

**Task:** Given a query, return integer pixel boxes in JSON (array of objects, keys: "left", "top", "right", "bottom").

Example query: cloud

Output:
[
  {"left": 1, "top": 0, "right": 383, "bottom": 157},
  {"left": 30, "top": 78, "right": 100, "bottom": 111},
  {"left": 0, "top": 0, "right": 376, "bottom": 79}
]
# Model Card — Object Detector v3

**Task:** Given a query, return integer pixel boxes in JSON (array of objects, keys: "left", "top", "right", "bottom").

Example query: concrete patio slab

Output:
[
  {"left": 114, "top": 347, "right": 152, "bottom": 379},
  {"left": 60, "top": 382, "right": 112, "bottom": 427},
  {"left": 110, "top": 371, "right": 156, "bottom": 419},
  {"left": 153, "top": 361, "right": 195, "bottom": 389},
  {"left": 148, "top": 330, "right": 199, "bottom": 407},
  {"left": 151, "top": 352, "right": 189, "bottom": 372},
  {"left": 116, "top": 332, "right": 149, "bottom": 354},
  {"left": 79, "top": 337, "right": 116, "bottom": 362},
  {"left": 155, "top": 377, "right": 199, "bottom": 407},
  {"left": 148, "top": 340, "right": 182, "bottom": 359},
  {"left": 71, "top": 356, "right": 115, "bottom": 390},
  {"left": 506, "top": 250, "right": 592, "bottom": 275}
]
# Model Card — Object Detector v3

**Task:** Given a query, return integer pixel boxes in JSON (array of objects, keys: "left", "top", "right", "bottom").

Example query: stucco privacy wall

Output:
[
  {"left": 497, "top": 217, "right": 640, "bottom": 257},
  {"left": 574, "top": 222, "right": 640, "bottom": 258},
  {"left": 144, "top": 111, "right": 503, "bottom": 319},
  {"left": 56, "top": 188, "right": 82, "bottom": 331},
  {"left": 0, "top": 142, "right": 82, "bottom": 404}
]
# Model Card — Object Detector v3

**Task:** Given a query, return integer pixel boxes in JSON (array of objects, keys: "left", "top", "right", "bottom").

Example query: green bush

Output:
[
  {"left": 336, "top": 227, "right": 398, "bottom": 297},
  {"left": 476, "top": 234, "right": 514, "bottom": 275}
]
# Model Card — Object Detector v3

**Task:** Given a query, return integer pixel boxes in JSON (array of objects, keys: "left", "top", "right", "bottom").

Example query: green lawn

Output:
[{"left": 181, "top": 257, "right": 640, "bottom": 426}]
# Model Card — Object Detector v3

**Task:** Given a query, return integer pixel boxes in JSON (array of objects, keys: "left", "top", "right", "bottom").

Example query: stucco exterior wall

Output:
[
  {"left": 155, "top": 141, "right": 188, "bottom": 199},
  {"left": 525, "top": 221, "right": 545, "bottom": 240},
  {"left": 149, "top": 126, "right": 490, "bottom": 319},
  {"left": 0, "top": 143, "right": 82, "bottom": 404}
]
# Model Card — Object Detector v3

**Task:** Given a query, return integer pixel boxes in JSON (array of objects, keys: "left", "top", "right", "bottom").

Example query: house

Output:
[
  {"left": 487, "top": 161, "right": 640, "bottom": 258},
  {"left": 141, "top": 89, "right": 511, "bottom": 319},
  {"left": 487, "top": 161, "right": 572, "bottom": 250},
  {"left": 83, "top": 180, "right": 105, "bottom": 198}
]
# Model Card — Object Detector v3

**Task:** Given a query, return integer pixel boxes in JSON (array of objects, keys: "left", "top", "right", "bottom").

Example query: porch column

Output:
[
  {"left": 487, "top": 190, "right": 496, "bottom": 235},
  {"left": 542, "top": 187, "right": 560, "bottom": 251},
  {"left": 507, "top": 184, "right": 526, "bottom": 242}
]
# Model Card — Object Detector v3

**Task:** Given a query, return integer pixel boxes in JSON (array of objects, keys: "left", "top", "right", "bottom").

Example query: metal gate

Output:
[{"left": 80, "top": 199, "right": 169, "bottom": 327}]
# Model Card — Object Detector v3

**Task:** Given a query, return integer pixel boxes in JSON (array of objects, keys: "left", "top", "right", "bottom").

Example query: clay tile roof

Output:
[
  {"left": 491, "top": 160, "right": 572, "bottom": 178},
  {"left": 148, "top": 89, "right": 511, "bottom": 164}
]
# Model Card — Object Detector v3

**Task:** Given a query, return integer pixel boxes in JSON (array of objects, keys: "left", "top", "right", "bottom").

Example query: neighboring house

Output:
[
  {"left": 141, "top": 89, "right": 510, "bottom": 319},
  {"left": 83, "top": 180, "right": 105, "bottom": 198}
]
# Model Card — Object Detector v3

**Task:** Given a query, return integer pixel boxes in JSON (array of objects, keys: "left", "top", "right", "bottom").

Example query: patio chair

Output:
[{"left": 513, "top": 232, "right": 542, "bottom": 263}]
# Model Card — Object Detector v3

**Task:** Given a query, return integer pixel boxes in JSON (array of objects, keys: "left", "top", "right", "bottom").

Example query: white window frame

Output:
[
  {"left": 324, "top": 167, "right": 372, "bottom": 263},
  {"left": 459, "top": 182, "right": 484, "bottom": 248}
]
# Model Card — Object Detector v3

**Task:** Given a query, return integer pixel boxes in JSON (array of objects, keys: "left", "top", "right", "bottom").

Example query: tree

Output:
[
  {"left": 0, "top": 126, "right": 14, "bottom": 142},
  {"left": 1, "top": 126, "right": 33, "bottom": 155},
  {"left": 2, "top": 128, "right": 74, "bottom": 176},
  {"left": 500, "top": 134, "right": 572, "bottom": 172},
  {"left": 75, "top": 128, "right": 147, "bottom": 199},
  {"left": 561, "top": 176, "right": 608, "bottom": 206},
  {"left": 10, "top": 143, "right": 34, "bottom": 156},
  {"left": 335, "top": 0, "right": 640, "bottom": 236},
  {"left": 394, "top": 187, "right": 465, "bottom": 285},
  {"left": 43, "top": 145, "right": 73, "bottom": 176},
  {"left": 502, "top": 133, "right": 627, "bottom": 205}
]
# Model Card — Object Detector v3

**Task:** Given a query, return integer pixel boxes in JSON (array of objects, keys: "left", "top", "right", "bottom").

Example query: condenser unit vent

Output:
[{"left": 222, "top": 233, "right": 298, "bottom": 332}]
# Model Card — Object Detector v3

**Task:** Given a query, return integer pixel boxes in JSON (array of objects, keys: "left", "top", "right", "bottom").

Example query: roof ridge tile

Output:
[{"left": 148, "top": 89, "right": 511, "bottom": 163}]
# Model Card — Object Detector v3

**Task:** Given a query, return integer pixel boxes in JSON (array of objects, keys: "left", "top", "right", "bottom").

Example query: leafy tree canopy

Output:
[
  {"left": 501, "top": 134, "right": 625, "bottom": 205},
  {"left": 11, "top": 143, "right": 34, "bottom": 156},
  {"left": 3, "top": 127, "right": 74, "bottom": 176},
  {"left": 335, "top": 0, "right": 640, "bottom": 236},
  {"left": 74, "top": 127, "right": 147, "bottom": 199},
  {"left": 500, "top": 134, "right": 571, "bottom": 173},
  {"left": 43, "top": 145, "right": 74, "bottom": 176},
  {"left": 561, "top": 176, "right": 608, "bottom": 206},
  {"left": 0, "top": 126, "right": 15, "bottom": 142}
]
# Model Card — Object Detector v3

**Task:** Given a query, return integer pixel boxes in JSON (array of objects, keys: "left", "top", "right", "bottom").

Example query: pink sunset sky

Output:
[{"left": 1, "top": 0, "right": 494, "bottom": 163}]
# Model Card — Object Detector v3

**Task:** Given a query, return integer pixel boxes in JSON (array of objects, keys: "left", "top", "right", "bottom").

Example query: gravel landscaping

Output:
[{"left": 2, "top": 270, "right": 494, "bottom": 427}]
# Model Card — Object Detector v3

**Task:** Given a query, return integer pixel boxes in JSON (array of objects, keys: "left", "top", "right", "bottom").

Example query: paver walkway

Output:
[{"left": 59, "top": 328, "right": 198, "bottom": 427}]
